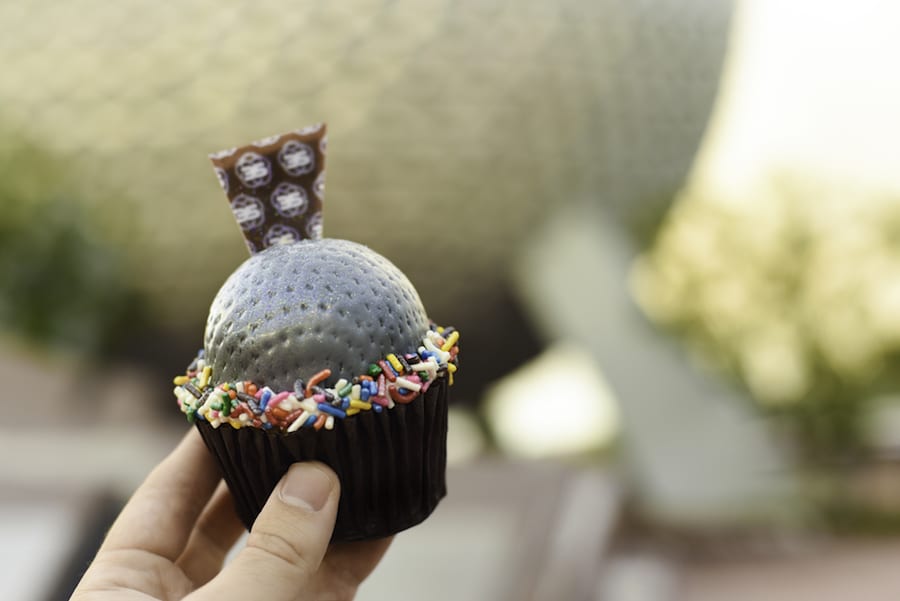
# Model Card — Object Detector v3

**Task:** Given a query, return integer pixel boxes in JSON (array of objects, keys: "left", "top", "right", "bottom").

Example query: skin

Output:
[{"left": 71, "top": 430, "right": 392, "bottom": 601}]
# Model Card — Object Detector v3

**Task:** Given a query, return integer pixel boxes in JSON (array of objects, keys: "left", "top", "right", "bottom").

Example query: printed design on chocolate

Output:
[
  {"left": 231, "top": 194, "right": 266, "bottom": 231},
  {"left": 270, "top": 182, "right": 308, "bottom": 218},
  {"left": 313, "top": 171, "right": 325, "bottom": 200},
  {"left": 235, "top": 151, "right": 272, "bottom": 188},
  {"left": 215, "top": 167, "right": 228, "bottom": 192},
  {"left": 306, "top": 213, "right": 323, "bottom": 239},
  {"left": 320, "top": 134, "right": 327, "bottom": 155},
  {"left": 263, "top": 223, "right": 301, "bottom": 247},
  {"left": 209, "top": 124, "right": 327, "bottom": 253},
  {"left": 278, "top": 140, "right": 315, "bottom": 176}
]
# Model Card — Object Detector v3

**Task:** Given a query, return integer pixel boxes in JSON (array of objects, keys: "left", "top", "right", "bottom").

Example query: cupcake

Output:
[{"left": 172, "top": 125, "right": 459, "bottom": 541}]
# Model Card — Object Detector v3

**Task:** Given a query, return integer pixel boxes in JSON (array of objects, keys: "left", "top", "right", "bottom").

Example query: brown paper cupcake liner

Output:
[{"left": 195, "top": 379, "right": 449, "bottom": 542}]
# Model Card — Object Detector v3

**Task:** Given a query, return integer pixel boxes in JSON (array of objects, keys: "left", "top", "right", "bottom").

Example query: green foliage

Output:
[
  {"left": 0, "top": 137, "right": 146, "bottom": 357},
  {"left": 634, "top": 177, "right": 900, "bottom": 460}
]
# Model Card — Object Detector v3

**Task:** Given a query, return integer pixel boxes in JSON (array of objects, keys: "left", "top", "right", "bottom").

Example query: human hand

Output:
[{"left": 71, "top": 430, "right": 391, "bottom": 600}]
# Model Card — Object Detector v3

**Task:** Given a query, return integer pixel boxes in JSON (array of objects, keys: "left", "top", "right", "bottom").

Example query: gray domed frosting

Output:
[{"left": 204, "top": 239, "right": 430, "bottom": 389}]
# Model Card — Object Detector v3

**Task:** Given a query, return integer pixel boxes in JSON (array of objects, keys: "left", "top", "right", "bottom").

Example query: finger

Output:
[
  {"left": 102, "top": 428, "right": 221, "bottom": 561},
  {"left": 313, "top": 537, "right": 393, "bottom": 598},
  {"left": 194, "top": 462, "right": 339, "bottom": 601},
  {"left": 176, "top": 481, "right": 246, "bottom": 586}
]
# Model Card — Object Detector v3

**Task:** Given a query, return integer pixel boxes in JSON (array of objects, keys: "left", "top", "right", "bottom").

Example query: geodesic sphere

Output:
[{"left": 204, "top": 239, "right": 430, "bottom": 389}]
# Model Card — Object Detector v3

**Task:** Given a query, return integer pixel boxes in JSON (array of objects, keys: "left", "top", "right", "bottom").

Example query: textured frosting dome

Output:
[{"left": 204, "top": 239, "right": 430, "bottom": 389}]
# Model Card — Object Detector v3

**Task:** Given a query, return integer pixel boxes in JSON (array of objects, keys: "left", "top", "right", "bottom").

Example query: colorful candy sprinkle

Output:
[{"left": 174, "top": 326, "right": 458, "bottom": 432}]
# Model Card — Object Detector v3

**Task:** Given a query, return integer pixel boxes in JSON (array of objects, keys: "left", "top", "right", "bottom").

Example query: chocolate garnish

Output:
[{"left": 210, "top": 124, "right": 327, "bottom": 254}]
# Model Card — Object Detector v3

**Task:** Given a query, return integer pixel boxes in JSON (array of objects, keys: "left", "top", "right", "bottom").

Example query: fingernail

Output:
[{"left": 280, "top": 463, "right": 333, "bottom": 511}]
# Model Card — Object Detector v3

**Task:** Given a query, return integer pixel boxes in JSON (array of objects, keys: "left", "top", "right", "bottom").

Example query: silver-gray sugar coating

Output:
[{"left": 204, "top": 239, "right": 430, "bottom": 389}]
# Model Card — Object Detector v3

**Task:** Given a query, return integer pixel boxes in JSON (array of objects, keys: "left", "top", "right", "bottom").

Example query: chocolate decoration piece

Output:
[{"left": 210, "top": 124, "right": 327, "bottom": 254}]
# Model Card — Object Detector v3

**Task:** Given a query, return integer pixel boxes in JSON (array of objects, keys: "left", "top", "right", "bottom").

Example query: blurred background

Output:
[{"left": 3, "top": 0, "right": 900, "bottom": 599}]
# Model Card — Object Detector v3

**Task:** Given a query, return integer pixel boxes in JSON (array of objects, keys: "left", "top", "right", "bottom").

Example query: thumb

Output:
[{"left": 193, "top": 462, "right": 340, "bottom": 601}]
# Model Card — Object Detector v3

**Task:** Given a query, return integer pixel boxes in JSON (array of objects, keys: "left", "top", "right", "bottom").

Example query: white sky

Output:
[{"left": 693, "top": 0, "right": 900, "bottom": 196}]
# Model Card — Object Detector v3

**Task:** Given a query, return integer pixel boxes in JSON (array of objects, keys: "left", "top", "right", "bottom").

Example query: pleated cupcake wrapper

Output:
[{"left": 195, "top": 379, "right": 448, "bottom": 542}]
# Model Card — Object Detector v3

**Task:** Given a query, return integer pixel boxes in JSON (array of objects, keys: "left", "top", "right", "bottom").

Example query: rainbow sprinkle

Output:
[{"left": 173, "top": 326, "right": 459, "bottom": 432}]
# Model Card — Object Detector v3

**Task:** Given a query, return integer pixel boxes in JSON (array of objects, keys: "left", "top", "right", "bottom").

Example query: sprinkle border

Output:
[{"left": 174, "top": 326, "right": 459, "bottom": 432}]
